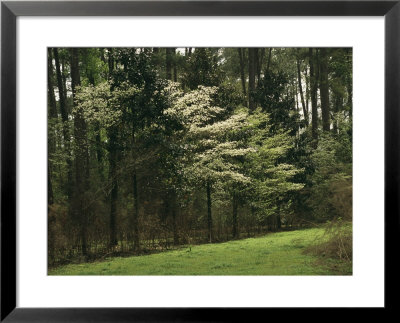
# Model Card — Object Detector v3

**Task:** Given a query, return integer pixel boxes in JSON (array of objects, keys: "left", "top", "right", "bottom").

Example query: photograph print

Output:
[{"left": 47, "top": 47, "right": 352, "bottom": 275}]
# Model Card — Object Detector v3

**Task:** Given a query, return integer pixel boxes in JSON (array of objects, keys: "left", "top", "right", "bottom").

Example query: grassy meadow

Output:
[{"left": 49, "top": 227, "right": 352, "bottom": 276}]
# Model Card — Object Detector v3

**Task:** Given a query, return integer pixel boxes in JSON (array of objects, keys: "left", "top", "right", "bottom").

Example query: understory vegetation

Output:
[{"left": 48, "top": 47, "right": 352, "bottom": 273}]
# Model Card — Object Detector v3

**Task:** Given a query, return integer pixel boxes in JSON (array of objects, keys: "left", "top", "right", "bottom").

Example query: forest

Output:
[{"left": 48, "top": 47, "right": 352, "bottom": 272}]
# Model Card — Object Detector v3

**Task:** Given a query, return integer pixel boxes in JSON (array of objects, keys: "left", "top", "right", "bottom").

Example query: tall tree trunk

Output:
[
  {"left": 48, "top": 163, "right": 54, "bottom": 206},
  {"left": 172, "top": 48, "right": 178, "bottom": 82},
  {"left": 248, "top": 48, "right": 257, "bottom": 111},
  {"left": 84, "top": 54, "right": 104, "bottom": 183},
  {"left": 333, "top": 93, "right": 343, "bottom": 134},
  {"left": 132, "top": 170, "right": 139, "bottom": 250},
  {"left": 276, "top": 202, "right": 281, "bottom": 230},
  {"left": 53, "top": 48, "right": 73, "bottom": 200},
  {"left": 237, "top": 48, "right": 247, "bottom": 106},
  {"left": 166, "top": 48, "right": 173, "bottom": 80},
  {"left": 60, "top": 56, "right": 69, "bottom": 113},
  {"left": 305, "top": 66, "right": 309, "bottom": 116},
  {"left": 107, "top": 49, "right": 118, "bottom": 248},
  {"left": 297, "top": 55, "right": 309, "bottom": 125},
  {"left": 48, "top": 49, "right": 57, "bottom": 204},
  {"left": 257, "top": 48, "right": 265, "bottom": 84},
  {"left": 108, "top": 48, "right": 114, "bottom": 78},
  {"left": 319, "top": 48, "right": 330, "bottom": 132},
  {"left": 171, "top": 191, "right": 178, "bottom": 245},
  {"left": 345, "top": 48, "right": 353, "bottom": 118},
  {"left": 94, "top": 123, "right": 104, "bottom": 181},
  {"left": 70, "top": 48, "right": 88, "bottom": 257},
  {"left": 206, "top": 180, "right": 212, "bottom": 243},
  {"left": 47, "top": 49, "right": 57, "bottom": 119},
  {"left": 108, "top": 131, "right": 118, "bottom": 248},
  {"left": 309, "top": 48, "right": 318, "bottom": 147},
  {"left": 266, "top": 48, "right": 272, "bottom": 75},
  {"left": 254, "top": 48, "right": 259, "bottom": 85},
  {"left": 232, "top": 192, "right": 238, "bottom": 239}
]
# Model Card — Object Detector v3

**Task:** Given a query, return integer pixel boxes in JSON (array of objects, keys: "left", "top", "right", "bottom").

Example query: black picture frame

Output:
[{"left": 1, "top": 0, "right": 398, "bottom": 321}]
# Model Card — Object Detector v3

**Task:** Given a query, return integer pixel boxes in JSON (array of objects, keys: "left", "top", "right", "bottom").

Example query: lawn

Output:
[{"left": 48, "top": 227, "right": 352, "bottom": 275}]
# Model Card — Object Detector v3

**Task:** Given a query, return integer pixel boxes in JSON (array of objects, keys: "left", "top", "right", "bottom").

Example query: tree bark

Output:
[
  {"left": 70, "top": 48, "right": 88, "bottom": 257},
  {"left": 108, "top": 48, "right": 114, "bottom": 79},
  {"left": 171, "top": 191, "right": 178, "bottom": 245},
  {"left": 107, "top": 49, "right": 118, "bottom": 248},
  {"left": 48, "top": 49, "right": 57, "bottom": 201},
  {"left": 248, "top": 48, "right": 257, "bottom": 111},
  {"left": 276, "top": 203, "right": 281, "bottom": 230},
  {"left": 53, "top": 48, "right": 73, "bottom": 200},
  {"left": 47, "top": 49, "right": 57, "bottom": 119},
  {"left": 84, "top": 53, "right": 104, "bottom": 182},
  {"left": 166, "top": 48, "right": 173, "bottom": 80},
  {"left": 48, "top": 163, "right": 54, "bottom": 206},
  {"left": 333, "top": 93, "right": 343, "bottom": 134},
  {"left": 309, "top": 48, "right": 318, "bottom": 147},
  {"left": 266, "top": 48, "right": 272, "bottom": 75},
  {"left": 237, "top": 48, "right": 247, "bottom": 104},
  {"left": 297, "top": 55, "right": 309, "bottom": 125},
  {"left": 319, "top": 48, "right": 330, "bottom": 132},
  {"left": 232, "top": 192, "right": 238, "bottom": 239},
  {"left": 172, "top": 48, "right": 178, "bottom": 82},
  {"left": 206, "top": 180, "right": 212, "bottom": 243},
  {"left": 107, "top": 132, "right": 118, "bottom": 249},
  {"left": 108, "top": 130, "right": 118, "bottom": 248},
  {"left": 132, "top": 170, "right": 140, "bottom": 250},
  {"left": 257, "top": 48, "right": 265, "bottom": 84}
]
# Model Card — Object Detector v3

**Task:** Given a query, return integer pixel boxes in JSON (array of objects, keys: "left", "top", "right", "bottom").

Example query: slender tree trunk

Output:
[
  {"left": 94, "top": 123, "right": 104, "bottom": 181},
  {"left": 248, "top": 48, "right": 257, "bottom": 111},
  {"left": 237, "top": 48, "right": 247, "bottom": 105},
  {"left": 85, "top": 57, "right": 104, "bottom": 182},
  {"left": 47, "top": 49, "right": 57, "bottom": 119},
  {"left": 297, "top": 56, "right": 309, "bottom": 125},
  {"left": 171, "top": 191, "right": 178, "bottom": 245},
  {"left": 53, "top": 48, "right": 73, "bottom": 200},
  {"left": 206, "top": 180, "right": 212, "bottom": 243},
  {"left": 305, "top": 66, "right": 309, "bottom": 116},
  {"left": 166, "top": 48, "right": 173, "bottom": 80},
  {"left": 132, "top": 170, "right": 139, "bottom": 250},
  {"left": 276, "top": 202, "right": 281, "bottom": 230},
  {"left": 333, "top": 93, "right": 343, "bottom": 134},
  {"left": 309, "top": 48, "right": 318, "bottom": 147},
  {"left": 172, "top": 48, "right": 178, "bottom": 82},
  {"left": 257, "top": 48, "right": 265, "bottom": 83},
  {"left": 232, "top": 192, "right": 238, "bottom": 239},
  {"left": 108, "top": 48, "right": 114, "bottom": 78},
  {"left": 48, "top": 49, "right": 57, "bottom": 204},
  {"left": 60, "top": 56, "right": 69, "bottom": 113},
  {"left": 107, "top": 49, "right": 118, "bottom": 248},
  {"left": 254, "top": 48, "right": 259, "bottom": 85},
  {"left": 48, "top": 163, "right": 54, "bottom": 206},
  {"left": 266, "top": 48, "right": 272, "bottom": 75},
  {"left": 108, "top": 127, "right": 118, "bottom": 248},
  {"left": 345, "top": 48, "right": 353, "bottom": 118},
  {"left": 319, "top": 48, "right": 330, "bottom": 132},
  {"left": 100, "top": 48, "right": 107, "bottom": 64},
  {"left": 70, "top": 48, "right": 88, "bottom": 257}
]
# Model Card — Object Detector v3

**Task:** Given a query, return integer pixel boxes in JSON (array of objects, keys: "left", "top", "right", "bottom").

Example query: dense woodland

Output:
[{"left": 48, "top": 48, "right": 352, "bottom": 266}]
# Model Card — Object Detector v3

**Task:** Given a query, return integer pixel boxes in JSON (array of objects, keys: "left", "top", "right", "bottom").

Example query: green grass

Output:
[{"left": 48, "top": 227, "right": 352, "bottom": 275}]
